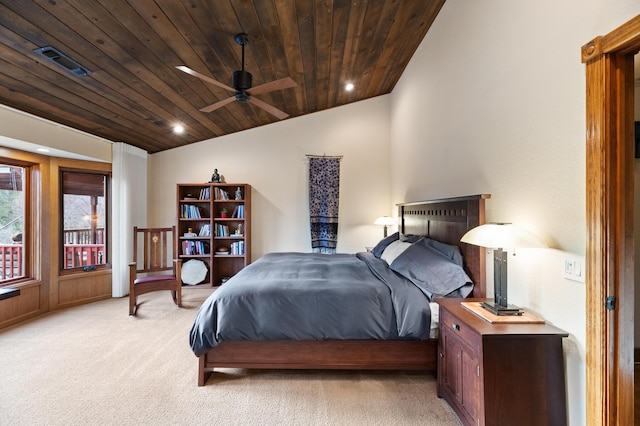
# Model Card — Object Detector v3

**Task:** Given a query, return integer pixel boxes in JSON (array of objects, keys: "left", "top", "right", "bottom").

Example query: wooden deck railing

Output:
[
  {"left": 0, "top": 244, "right": 22, "bottom": 280},
  {"left": 63, "top": 244, "right": 105, "bottom": 269},
  {"left": 1, "top": 241, "right": 106, "bottom": 281}
]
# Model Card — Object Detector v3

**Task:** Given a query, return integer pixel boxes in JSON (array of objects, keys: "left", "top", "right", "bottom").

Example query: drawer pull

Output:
[{"left": 452, "top": 323, "right": 460, "bottom": 331}]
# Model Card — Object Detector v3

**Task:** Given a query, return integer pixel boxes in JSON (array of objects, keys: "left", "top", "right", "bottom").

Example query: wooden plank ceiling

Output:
[{"left": 0, "top": 0, "right": 445, "bottom": 154}]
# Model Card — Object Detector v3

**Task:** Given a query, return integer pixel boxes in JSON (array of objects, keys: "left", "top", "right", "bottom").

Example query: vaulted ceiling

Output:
[{"left": 0, "top": 1, "right": 445, "bottom": 154}]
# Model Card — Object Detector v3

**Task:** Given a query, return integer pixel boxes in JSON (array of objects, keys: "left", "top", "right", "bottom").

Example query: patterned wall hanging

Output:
[{"left": 308, "top": 155, "right": 342, "bottom": 254}]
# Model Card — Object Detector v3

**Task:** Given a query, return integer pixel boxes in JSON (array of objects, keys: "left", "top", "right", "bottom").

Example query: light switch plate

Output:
[{"left": 564, "top": 257, "right": 585, "bottom": 283}]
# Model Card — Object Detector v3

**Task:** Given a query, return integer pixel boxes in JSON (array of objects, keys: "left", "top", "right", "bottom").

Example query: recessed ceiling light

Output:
[
  {"left": 345, "top": 82, "right": 355, "bottom": 91},
  {"left": 37, "top": 148, "right": 50, "bottom": 153},
  {"left": 173, "top": 124, "right": 185, "bottom": 134}
]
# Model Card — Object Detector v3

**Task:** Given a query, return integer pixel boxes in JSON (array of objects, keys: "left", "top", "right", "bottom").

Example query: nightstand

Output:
[{"left": 436, "top": 298, "right": 568, "bottom": 426}]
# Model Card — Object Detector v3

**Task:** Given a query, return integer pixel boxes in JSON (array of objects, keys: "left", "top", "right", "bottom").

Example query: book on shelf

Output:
[
  {"left": 230, "top": 240, "right": 245, "bottom": 255},
  {"left": 214, "top": 187, "right": 230, "bottom": 200},
  {"left": 198, "top": 224, "right": 211, "bottom": 236},
  {"left": 181, "top": 204, "right": 202, "bottom": 218},
  {"left": 215, "top": 224, "right": 230, "bottom": 237},
  {"left": 182, "top": 240, "right": 209, "bottom": 255},
  {"left": 231, "top": 204, "right": 245, "bottom": 218},
  {"left": 198, "top": 187, "right": 211, "bottom": 200}
]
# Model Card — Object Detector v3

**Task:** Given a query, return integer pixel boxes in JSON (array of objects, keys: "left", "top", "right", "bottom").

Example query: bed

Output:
[{"left": 190, "top": 194, "right": 489, "bottom": 386}]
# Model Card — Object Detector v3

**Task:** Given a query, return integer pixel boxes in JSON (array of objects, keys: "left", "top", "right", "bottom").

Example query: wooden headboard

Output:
[{"left": 397, "top": 194, "right": 490, "bottom": 299}]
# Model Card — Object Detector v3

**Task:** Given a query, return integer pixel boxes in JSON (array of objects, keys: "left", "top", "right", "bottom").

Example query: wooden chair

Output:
[{"left": 129, "top": 226, "right": 182, "bottom": 315}]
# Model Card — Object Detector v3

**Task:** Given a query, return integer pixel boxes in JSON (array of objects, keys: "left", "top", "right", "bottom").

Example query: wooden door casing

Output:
[{"left": 582, "top": 14, "right": 640, "bottom": 426}]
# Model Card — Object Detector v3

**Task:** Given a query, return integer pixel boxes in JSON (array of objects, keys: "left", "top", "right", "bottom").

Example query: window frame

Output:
[
  {"left": 0, "top": 157, "right": 32, "bottom": 287},
  {"left": 59, "top": 167, "right": 111, "bottom": 273}
]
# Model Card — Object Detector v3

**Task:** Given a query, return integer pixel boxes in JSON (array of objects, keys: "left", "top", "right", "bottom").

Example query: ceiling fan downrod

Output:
[{"left": 233, "top": 33, "right": 252, "bottom": 102}]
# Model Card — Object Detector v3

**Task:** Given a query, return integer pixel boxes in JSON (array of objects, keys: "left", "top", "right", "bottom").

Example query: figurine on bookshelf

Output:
[
  {"left": 235, "top": 187, "right": 242, "bottom": 200},
  {"left": 234, "top": 224, "right": 243, "bottom": 236},
  {"left": 210, "top": 169, "right": 221, "bottom": 183},
  {"left": 184, "top": 227, "right": 197, "bottom": 237}
]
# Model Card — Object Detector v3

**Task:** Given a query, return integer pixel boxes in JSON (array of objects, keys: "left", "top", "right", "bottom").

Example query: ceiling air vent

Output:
[{"left": 33, "top": 46, "right": 92, "bottom": 77}]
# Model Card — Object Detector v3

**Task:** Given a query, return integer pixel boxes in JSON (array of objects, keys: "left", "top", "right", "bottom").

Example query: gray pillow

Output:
[
  {"left": 415, "top": 237, "right": 464, "bottom": 267},
  {"left": 400, "top": 233, "right": 421, "bottom": 243},
  {"left": 389, "top": 242, "right": 473, "bottom": 301},
  {"left": 371, "top": 232, "right": 399, "bottom": 258}
]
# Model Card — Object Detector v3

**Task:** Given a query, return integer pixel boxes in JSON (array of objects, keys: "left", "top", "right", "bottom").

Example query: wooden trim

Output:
[
  {"left": 582, "top": 16, "right": 640, "bottom": 61},
  {"left": 583, "top": 13, "right": 640, "bottom": 426},
  {"left": 49, "top": 158, "right": 111, "bottom": 311}
]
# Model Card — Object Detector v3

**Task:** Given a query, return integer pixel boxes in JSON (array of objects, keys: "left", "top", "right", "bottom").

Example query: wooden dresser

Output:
[{"left": 436, "top": 298, "right": 568, "bottom": 426}]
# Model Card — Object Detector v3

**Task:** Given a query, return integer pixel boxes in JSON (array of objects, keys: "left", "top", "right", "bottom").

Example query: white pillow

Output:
[{"left": 380, "top": 240, "right": 412, "bottom": 265}]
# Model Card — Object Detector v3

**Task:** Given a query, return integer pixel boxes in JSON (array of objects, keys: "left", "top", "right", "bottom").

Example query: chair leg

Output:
[
  {"left": 172, "top": 289, "right": 182, "bottom": 307},
  {"left": 129, "top": 295, "right": 136, "bottom": 316}
]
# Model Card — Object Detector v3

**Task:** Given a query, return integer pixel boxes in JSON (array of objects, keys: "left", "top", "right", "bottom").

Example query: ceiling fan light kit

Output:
[{"left": 177, "top": 33, "right": 296, "bottom": 119}]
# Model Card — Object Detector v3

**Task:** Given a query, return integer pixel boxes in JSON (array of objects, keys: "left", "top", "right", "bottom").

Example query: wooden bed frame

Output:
[{"left": 197, "top": 194, "right": 489, "bottom": 385}]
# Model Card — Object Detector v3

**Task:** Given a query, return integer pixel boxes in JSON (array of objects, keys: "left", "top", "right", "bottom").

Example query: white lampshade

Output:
[
  {"left": 374, "top": 216, "right": 396, "bottom": 226},
  {"left": 460, "top": 223, "right": 547, "bottom": 249}
]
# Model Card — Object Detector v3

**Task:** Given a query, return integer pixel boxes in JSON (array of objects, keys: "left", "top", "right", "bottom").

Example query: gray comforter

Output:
[{"left": 189, "top": 251, "right": 432, "bottom": 357}]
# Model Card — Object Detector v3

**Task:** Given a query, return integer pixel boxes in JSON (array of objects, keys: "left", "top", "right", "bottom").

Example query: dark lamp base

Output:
[{"left": 481, "top": 301, "right": 524, "bottom": 316}]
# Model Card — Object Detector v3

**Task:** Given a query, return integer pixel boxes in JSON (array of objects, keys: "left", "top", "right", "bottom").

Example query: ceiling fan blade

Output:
[
  {"left": 248, "top": 97, "right": 289, "bottom": 120},
  {"left": 200, "top": 96, "right": 237, "bottom": 113},
  {"left": 176, "top": 66, "right": 235, "bottom": 93},
  {"left": 246, "top": 77, "right": 297, "bottom": 96}
]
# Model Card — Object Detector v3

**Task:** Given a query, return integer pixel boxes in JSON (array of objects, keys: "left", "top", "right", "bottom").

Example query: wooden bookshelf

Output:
[{"left": 176, "top": 183, "right": 251, "bottom": 287}]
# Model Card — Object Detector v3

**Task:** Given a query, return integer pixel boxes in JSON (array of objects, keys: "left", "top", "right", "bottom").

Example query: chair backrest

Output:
[{"left": 132, "top": 226, "right": 177, "bottom": 274}]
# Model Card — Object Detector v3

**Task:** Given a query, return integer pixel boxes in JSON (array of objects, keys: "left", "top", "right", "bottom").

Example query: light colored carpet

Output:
[{"left": 0, "top": 289, "right": 461, "bottom": 425}]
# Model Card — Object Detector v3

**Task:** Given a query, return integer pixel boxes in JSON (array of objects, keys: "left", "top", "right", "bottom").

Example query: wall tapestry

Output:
[{"left": 308, "top": 156, "right": 341, "bottom": 254}]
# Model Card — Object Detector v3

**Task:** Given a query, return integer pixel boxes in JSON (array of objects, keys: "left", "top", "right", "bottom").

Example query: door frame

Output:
[{"left": 582, "top": 14, "right": 640, "bottom": 425}]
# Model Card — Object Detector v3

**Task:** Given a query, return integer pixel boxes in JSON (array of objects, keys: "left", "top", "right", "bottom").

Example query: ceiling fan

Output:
[{"left": 176, "top": 33, "right": 297, "bottom": 120}]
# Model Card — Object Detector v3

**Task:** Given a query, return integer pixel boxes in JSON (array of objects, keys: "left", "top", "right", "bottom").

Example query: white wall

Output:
[
  {"left": 0, "top": 104, "right": 112, "bottom": 162},
  {"left": 148, "top": 96, "right": 391, "bottom": 258},
  {"left": 390, "top": 1, "right": 639, "bottom": 425}
]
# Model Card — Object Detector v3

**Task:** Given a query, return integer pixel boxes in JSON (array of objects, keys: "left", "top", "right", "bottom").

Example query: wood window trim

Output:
[
  {"left": 0, "top": 157, "right": 34, "bottom": 286},
  {"left": 59, "top": 167, "right": 111, "bottom": 273},
  {"left": 582, "top": 13, "right": 640, "bottom": 426}
]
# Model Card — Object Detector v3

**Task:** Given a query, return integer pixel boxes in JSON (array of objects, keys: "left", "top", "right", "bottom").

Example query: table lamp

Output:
[
  {"left": 374, "top": 216, "right": 395, "bottom": 238},
  {"left": 460, "top": 222, "right": 546, "bottom": 315}
]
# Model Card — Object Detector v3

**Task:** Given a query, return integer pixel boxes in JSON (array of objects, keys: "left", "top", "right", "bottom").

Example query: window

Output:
[
  {"left": 61, "top": 170, "right": 110, "bottom": 270},
  {"left": 0, "top": 163, "right": 26, "bottom": 283}
]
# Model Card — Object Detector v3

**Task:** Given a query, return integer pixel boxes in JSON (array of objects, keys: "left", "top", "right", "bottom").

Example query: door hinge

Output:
[
  {"left": 477, "top": 365, "right": 480, "bottom": 377},
  {"left": 605, "top": 296, "right": 616, "bottom": 311}
]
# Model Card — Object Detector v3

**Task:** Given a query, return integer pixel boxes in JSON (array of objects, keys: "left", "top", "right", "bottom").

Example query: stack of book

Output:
[
  {"left": 230, "top": 241, "right": 245, "bottom": 255},
  {"left": 215, "top": 224, "right": 230, "bottom": 237},
  {"left": 231, "top": 204, "right": 245, "bottom": 218},
  {"left": 181, "top": 204, "right": 202, "bottom": 218},
  {"left": 182, "top": 240, "right": 209, "bottom": 255},
  {"left": 198, "top": 224, "right": 211, "bottom": 236},
  {"left": 214, "top": 187, "right": 230, "bottom": 200},
  {"left": 198, "top": 187, "right": 211, "bottom": 200}
]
